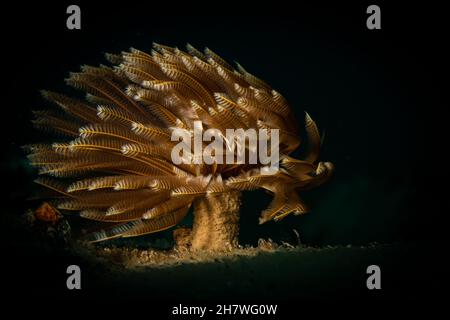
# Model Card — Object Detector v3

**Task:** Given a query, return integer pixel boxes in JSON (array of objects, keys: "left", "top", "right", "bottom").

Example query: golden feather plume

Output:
[{"left": 28, "top": 43, "right": 334, "bottom": 243}]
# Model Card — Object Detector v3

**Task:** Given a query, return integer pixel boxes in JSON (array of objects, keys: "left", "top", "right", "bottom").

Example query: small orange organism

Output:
[{"left": 34, "top": 202, "right": 61, "bottom": 225}]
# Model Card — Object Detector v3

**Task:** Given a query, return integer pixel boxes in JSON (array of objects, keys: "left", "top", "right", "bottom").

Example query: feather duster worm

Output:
[{"left": 26, "top": 43, "right": 334, "bottom": 251}]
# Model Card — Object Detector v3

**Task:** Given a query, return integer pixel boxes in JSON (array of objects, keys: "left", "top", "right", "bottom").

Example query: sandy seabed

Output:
[{"left": 81, "top": 238, "right": 309, "bottom": 268}]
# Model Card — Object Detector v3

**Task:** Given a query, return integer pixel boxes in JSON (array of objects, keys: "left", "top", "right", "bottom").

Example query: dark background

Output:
[{"left": 0, "top": 0, "right": 447, "bottom": 310}]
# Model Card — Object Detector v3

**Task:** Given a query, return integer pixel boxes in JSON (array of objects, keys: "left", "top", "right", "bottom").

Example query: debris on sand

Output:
[{"left": 85, "top": 238, "right": 302, "bottom": 268}]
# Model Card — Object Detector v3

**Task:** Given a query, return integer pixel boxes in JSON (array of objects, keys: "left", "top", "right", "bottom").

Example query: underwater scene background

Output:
[{"left": 0, "top": 1, "right": 447, "bottom": 307}]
